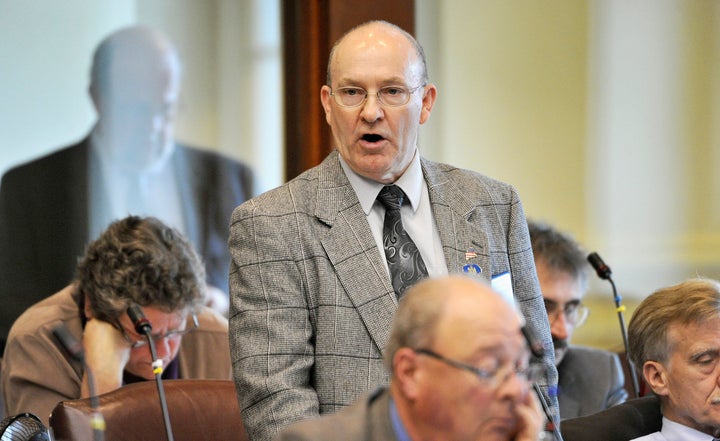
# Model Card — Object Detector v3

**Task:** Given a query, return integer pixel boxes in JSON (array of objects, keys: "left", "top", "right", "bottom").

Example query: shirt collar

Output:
[
  {"left": 338, "top": 149, "right": 423, "bottom": 215},
  {"left": 389, "top": 396, "right": 412, "bottom": 441},
  {"left": 661, "top": 417, "right": 718, "bottom": 441}
]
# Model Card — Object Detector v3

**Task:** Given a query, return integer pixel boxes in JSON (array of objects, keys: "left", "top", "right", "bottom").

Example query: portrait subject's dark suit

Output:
[
  {"left": 228, "top": 150, "right": 557, "bottom": 440},
  {"left": 276, "top": 388, "right": 396, "bottom": 441},
  {"left": 0, "top": 138, "right": 253, "bottom": 349},
  {"left": 558, "top": 345, "right": 628, "bottom": 419}
]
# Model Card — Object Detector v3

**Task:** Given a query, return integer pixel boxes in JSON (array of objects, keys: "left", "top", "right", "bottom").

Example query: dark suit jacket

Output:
[
  {"left": 229, "top": 150, "right": 557, "bottom": 440},
  {"left": 561, "top": 395, "right": 662, "bottom": 441},
  {"left": 275, "top": 388, "right": 396, "bottom": 441},
  {"left": 558, "top": 345, "right": 628, "bottom": 419},
  {"left": 0, "top": 138, "right": 253, "bottom": 349}
]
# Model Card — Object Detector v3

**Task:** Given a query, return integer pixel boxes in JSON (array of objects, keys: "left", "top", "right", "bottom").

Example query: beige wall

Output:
[
  {"left": 415, "top": 0, "right": 720, "bottom": 349},
  {"left": 418, "top": 0, "right": 720, "bottom": 301}
]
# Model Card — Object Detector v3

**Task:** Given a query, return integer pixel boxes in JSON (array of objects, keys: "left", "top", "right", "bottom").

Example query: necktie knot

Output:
[{"left": 377, "top": 185, "right": 405, "bottom": 210}]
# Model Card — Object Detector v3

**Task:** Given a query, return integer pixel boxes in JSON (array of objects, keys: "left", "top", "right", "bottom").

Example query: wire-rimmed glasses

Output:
[
  {"left": 117, "top": 313, "right": 199, "bottom": 349},
  {"left": 544, "top": 299, "right": 589, "bottom": 327},
  {"left": 329, "top": 84, "right": 425, "bottom": 107},
  {"left": 413, "top": 348, "right": 542, "bottom": 387}
]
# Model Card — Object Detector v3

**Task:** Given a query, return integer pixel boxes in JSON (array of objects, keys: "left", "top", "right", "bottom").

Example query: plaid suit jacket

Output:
[{"left": 228, "top": 150, "right": 557, "bottom": 440}]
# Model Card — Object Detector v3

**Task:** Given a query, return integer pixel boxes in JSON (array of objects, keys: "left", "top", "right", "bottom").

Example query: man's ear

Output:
[
  {"left": 643, "top": 360, "right": 669, "bottom": 396},
  {"left": 418, "top": 84, "right": 437, "bottom": 125},
  {"left": 393, "top": 348, "right": 422, "bottom": 400},
  {"left": 320, "top": 85, "right": 333, "bottom": 125}
]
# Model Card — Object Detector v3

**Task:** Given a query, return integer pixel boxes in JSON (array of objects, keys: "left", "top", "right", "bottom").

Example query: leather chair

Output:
[
  {"left": 49, "top": 379, "right": 247, "bottom": 441},
  {"left": 561, "top": 395, "right": 662, "bottom": 441}
]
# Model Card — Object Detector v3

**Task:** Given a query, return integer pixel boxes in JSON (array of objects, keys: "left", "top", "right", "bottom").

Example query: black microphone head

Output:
[
  {"left": 52, "top": 325, "right": 84, "bottom": 363},
  {"left": 587, "top": 251, "right": 612, "bottom": 280},
  {"left": 127, "top": 304, "right": 152, "bottom": 335}
]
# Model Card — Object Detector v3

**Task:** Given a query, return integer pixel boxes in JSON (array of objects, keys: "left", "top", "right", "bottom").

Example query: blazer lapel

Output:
[
  {"left": 317, "top": 152, "right": 398, "bottom": 353},
  {"left": 421, "top": 159, "right": 491, "bottom": 284}
]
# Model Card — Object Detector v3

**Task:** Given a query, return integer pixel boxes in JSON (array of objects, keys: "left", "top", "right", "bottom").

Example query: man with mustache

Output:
[{"left": 528, "top": 220, "right": 627, "bottom": 419}]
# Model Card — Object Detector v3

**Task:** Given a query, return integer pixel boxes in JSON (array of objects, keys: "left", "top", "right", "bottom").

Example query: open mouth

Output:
[{"left": 362, "top": 134, "right": 384, "bottom": 143}]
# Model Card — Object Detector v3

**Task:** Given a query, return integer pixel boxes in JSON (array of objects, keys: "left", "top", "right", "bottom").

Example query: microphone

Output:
[
  {"left": 586, "top": 252, "right": 641, "bottom": 398},
  {"left": 127, "top": 305, "right": 152, "bottom": 335},
  {"left": 520, "top": 325, "right": 563, "bottom": 441},
  {"left": 52, "top": 325, "right": 105, "bottom": 441},
  {"left": 127, "top": 305, "right": 175, "bottom": 441},
  {"left": 587, "top": 252, "right": 612, "bottom": 280}
]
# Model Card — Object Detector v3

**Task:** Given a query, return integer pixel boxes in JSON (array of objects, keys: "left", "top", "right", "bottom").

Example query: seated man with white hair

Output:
[{"left": 276, "top": 275, "right": 545, "bottom": 441}]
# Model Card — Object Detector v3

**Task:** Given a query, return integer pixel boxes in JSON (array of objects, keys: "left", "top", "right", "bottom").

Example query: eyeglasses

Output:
[
  {"left": 544, "top": 300, "right": 589, "bottom": 327},
  {"left": 117, "top": 314, "right": 199, "bottom": 349},
  {"left": 413, "top": 348, "right": 542, "bottom": 387},
  {"left": 329, "top": 84, "right": 425, "bottom": 107}
]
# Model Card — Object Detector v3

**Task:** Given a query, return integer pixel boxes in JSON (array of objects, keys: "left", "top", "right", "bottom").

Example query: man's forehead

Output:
[{"left": 332, "top": 29, "right": 421, "bottom": 80}]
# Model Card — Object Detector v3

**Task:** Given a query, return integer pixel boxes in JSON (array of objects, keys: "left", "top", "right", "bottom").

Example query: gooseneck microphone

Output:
[
  {"left": 521, "top": 325, "right": 563, "bottom": 441},
  {"left": 52, "top": 325, "right": 105, "bottom": 441},
  {"left": 587, "top": 252, "right": 611, "bottom": 280},
  {"left": 587, "top": 252, "right": 641, "bottom": 398},
  {"left": 127, "top": 305, "right": 175, "bottom": 441}
]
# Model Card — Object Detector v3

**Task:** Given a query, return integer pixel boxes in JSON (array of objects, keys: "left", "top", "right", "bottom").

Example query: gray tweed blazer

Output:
[{"left": 228, "top": 150, "right": 557, "bottom": 440}]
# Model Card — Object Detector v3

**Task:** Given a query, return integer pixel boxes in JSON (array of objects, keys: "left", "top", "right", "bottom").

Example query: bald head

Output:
[
  {"left": 89, "top": 26, "right": 181, "bottom": 171},
  {"left": 384, "top": 276, "right": 523, "bottom": 370},
  {"left": 90, "top": 25, "right": 181, "bottom": 102},
  {"left": 326, "top": 20, "right": 428, "bottom": 87}
]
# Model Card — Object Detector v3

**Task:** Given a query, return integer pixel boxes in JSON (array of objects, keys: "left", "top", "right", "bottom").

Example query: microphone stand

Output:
[
  {"left": 521, "top": 326, "right": 563, "bottom": 441},
  {"left": 85, "top": 364, "right": 106, "bottom": 441},
  {"left": 587, "top": 252, "right": 641, "bottom": 398},
  {"left": 127, "top": 305, "right": 175, "bottom": 441},
  {"left": 53, "top": 325, "right": 105, "bottom": 441}
]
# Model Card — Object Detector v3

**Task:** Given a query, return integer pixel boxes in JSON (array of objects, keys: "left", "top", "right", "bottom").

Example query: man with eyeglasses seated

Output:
[
  {"left": 275, "top": 275, "right": 545, "bottom": 441},
  {"left": 1, "top": 216, "right": 231, "bottom": 425},
  {"left": 528, "top": 220, "right": 628, "bottom": 420}
]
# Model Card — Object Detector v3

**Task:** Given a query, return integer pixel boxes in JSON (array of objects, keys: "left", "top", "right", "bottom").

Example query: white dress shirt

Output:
[
  {"left": 631, "top": 417, "right": 720, "bottom": 441},
  {"left": 338, "top": 150, "right": 448, "bottom": 280},
  {"left": 89, "top": 129, "right": 186, "bottom": 240}
]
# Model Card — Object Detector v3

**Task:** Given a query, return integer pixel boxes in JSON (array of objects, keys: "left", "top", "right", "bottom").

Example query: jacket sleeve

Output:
[
  {"left": 505, "top": 185, "right": 561, "bottom": 426},
  {"left": 2, "top": 323, "right": 82, "bottom": 426},
  {"left": 228, "top": 198, "right": 319, "bottom": 441}
]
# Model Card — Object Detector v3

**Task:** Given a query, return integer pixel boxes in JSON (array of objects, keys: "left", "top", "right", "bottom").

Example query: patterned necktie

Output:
[{"left": 377, "top": 185, "right": 428, "bottom": 299}]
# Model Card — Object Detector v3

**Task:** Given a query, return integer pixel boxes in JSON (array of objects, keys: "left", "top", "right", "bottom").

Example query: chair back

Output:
[
  {"left": 561, "top": 395, "right": 662, "bottom": 441},
  {"left": 49, "top": 379, "right": 247, "bottom": 441}
]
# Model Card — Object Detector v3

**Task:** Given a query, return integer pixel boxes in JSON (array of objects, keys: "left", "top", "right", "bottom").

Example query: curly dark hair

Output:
[{"left": 75, "top": 216, "right": 206, "bottom": 322}]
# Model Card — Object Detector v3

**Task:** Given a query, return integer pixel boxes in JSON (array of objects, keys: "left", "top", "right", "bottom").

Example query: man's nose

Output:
[
  {"left": 550, "top": 312, "right": 569, "bottom": 341},
  {"left": 359, "top": 93, "right": 384, "bottom": 122}
]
